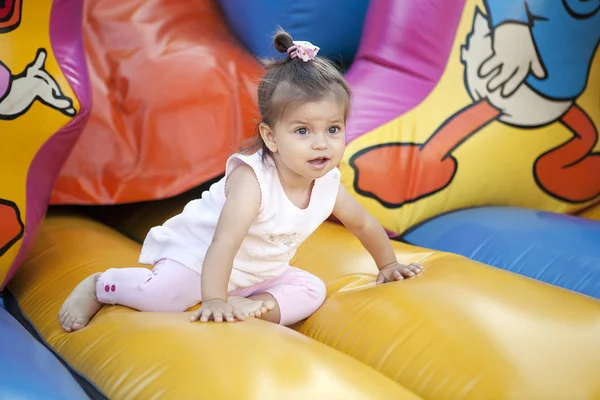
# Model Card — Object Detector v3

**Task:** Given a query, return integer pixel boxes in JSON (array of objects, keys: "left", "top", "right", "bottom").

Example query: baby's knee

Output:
[
  {"left": 303, "top": 275, "right": 327, "bottom": 308},
  {"left": 284, "top": 269, "right": 327, "bottom": 303},
  {"left": 275, "top": 272, "right": 327, "bottom": 325}
]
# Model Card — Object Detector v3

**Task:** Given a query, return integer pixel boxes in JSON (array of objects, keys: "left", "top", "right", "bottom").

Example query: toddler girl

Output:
[{"left": 58, "top": 29, "right": 423, "bottom": 332}]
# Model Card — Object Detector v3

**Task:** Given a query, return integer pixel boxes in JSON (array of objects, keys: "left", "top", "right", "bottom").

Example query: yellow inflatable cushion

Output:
[
  {"left": 294, "top": 223, "right": 600, "bottom": 399},
  {"left": 7, "top": 211, "right": 418, "bottom": 399},
  {"left": 85, "top": 187, "right": 600, "bottom": 399}
]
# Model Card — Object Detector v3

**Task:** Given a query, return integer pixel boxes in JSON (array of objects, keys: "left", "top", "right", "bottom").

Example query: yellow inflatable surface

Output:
[
  {"left": 6, "top": 193, "right": 599, "bottom": 399},
  {"left": 295, "top": 223, "right": 600, "bottom": 399},
  {"left": 342, "top": 0, "right": 600, "bottom": 235}
]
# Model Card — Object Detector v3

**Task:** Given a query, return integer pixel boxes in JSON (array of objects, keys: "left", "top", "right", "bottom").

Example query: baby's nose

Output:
[{"left": 312, "top": 136, "right": 328, "bottom": 149}]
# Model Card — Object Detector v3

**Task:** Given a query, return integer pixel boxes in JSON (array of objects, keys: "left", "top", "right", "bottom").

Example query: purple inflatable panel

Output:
[{"left": 345, "top": 0, "right": 465, "bottom": 143}]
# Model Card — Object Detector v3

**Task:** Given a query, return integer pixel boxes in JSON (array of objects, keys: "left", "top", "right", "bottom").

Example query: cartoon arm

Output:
[{"left": 479, "top": 0, "right": 547, "bottom": 97}]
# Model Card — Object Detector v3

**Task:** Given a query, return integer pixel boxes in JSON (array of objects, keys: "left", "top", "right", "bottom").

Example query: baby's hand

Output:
[
  {"left": 376, "top": 262, "right": 423, "bottom": 284},
  {"left": 190, "top": 299, "right": 245, "bottom": 323}
]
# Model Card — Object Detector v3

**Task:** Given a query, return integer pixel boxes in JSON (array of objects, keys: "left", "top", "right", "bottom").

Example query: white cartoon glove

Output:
[
  {"left": 0, "top": 49, "right": 75, "bottom": 118},
  {"left": 478, "top": 22, "right": 546, "bottom": 98}
]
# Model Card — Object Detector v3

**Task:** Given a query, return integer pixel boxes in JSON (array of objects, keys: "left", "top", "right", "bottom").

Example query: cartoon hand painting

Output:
[
  {"left": 478, "top": 22, "right": 547, "bottom": 98},
  {"left": 0, "top": 199, "right": 24, "bottom": 257},
  {"left": 0, "top": 48, "right": 76, "bottom": 119},
  {"left": 350, "top": 0, "right": 600, "bottom": 207}
]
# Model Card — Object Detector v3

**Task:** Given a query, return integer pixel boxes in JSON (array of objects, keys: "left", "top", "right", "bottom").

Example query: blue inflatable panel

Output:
[
  {"left": 216, "top": 0, "right": 371, "bottom": 67},
  {"left": 402, "top": 207, "right": 600, "bottom": 299},
  {"left": 0, "top": 306, "right": 89, "bottom": 399}
]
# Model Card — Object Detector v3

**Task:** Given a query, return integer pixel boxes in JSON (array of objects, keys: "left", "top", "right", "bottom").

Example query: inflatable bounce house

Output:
[{"left": 1, "top": 0, "right": 599, "bottom": 398}]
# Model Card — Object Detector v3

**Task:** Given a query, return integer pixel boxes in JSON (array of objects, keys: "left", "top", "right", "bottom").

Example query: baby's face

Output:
[{"left": 272, "top": 95, "right": 346, "bottom": 180}]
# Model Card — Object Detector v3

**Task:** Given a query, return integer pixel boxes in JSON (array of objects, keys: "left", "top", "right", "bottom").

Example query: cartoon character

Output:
[
  {"left": 1, "top": 0, "right": 77, "bottom": 259},
  {"left": 350, "top": 0, "right": 600, "bottom": 208}
]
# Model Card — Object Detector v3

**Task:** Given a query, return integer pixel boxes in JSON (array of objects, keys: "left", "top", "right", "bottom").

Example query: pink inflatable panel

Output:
[{"left": 345, "top": 0, "right": 465, "bottom": 143}]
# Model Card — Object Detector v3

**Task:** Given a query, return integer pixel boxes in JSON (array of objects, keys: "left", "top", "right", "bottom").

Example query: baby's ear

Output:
[{"left": 259, "top": 122, "right": 278, "bottom": 152}]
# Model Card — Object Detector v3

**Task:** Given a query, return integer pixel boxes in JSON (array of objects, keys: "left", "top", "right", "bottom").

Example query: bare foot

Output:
[
  {"left": 58, "top": 273, "right": 103, "bottom": 332},
  {"left": 228, "top": 296, "right": 275, "bottom": 319}
]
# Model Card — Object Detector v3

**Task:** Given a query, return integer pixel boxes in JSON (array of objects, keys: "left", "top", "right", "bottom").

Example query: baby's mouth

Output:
[{"left": 308, "top": 156, "right": 330, "bottom": 168}]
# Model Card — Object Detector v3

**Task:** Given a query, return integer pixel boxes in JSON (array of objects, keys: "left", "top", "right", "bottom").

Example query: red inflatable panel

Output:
[{"left": 51, "top": 0, "right": 262, "bottom": 205}]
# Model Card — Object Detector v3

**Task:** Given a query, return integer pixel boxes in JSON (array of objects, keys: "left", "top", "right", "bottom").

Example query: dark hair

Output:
[{"left": 240, "top": 28, "right": 352, "bottom": 162}]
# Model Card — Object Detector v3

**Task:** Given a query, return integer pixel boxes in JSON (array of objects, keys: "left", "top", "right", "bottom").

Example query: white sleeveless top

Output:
[{"left": 138, "top": 151, "right": 341, "bottom": 291}]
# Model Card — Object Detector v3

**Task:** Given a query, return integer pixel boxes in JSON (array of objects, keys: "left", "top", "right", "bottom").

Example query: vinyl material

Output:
[
  {"left": 216, "top": 0, "right": 370, "bottom": 67},
  {"left": 403, "top": 206, "right": 600, "bottom": 299},
  {"left": 0, "top": 0, "right": 90, "bottom": 289},
  {"left": 8, "top": 209, "right": 600, "bottom": 399},
  {"left": 341, "top": 0, "right": 600, "bottom": 235},
  {"left": 294, "top": 222, "right": 600, "bottom": 400},
  {"left": 50, "top": 0, "right": 263, "bottom": 205},
  {"left": 0, "top": 306, "right": 89, "bottom": 400}
]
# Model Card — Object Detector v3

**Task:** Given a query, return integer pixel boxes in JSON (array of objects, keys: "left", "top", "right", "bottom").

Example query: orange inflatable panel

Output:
[{"left": 50, "top": 0, "right": 262, "bottom": 205}]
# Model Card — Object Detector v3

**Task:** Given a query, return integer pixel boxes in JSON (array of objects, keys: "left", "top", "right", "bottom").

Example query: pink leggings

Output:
[{"left": 96, "top": 259, "right": 327, "bottom": 326}]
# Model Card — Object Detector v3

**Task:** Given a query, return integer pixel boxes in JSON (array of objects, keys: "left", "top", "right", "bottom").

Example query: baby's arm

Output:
[
  {"left": 332, "top": 184, "right": 423, "bottom": 283},
  {"left": 200, "top": 164, "right": 261, "bottom": 302},
  {"left": 332, "top": 184, "right": 397, "bottom": 269}
]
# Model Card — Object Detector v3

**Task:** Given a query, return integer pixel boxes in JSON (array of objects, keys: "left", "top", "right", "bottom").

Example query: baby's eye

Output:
[
  {"left": 328, "top": 126, "right": 340, "bottom": 134},
  {"left": 296, "top": 127, "right": 308, "bottom": 135}
]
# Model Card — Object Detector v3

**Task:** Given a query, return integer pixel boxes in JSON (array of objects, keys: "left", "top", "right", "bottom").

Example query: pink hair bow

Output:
[{"left": 287, "top": 41, "right": 320, "bottom": 62}]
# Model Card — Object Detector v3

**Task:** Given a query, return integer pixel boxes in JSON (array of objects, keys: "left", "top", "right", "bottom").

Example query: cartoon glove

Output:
[{"left": 478, "top": 22, "right": 547, "bottom": 97}]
